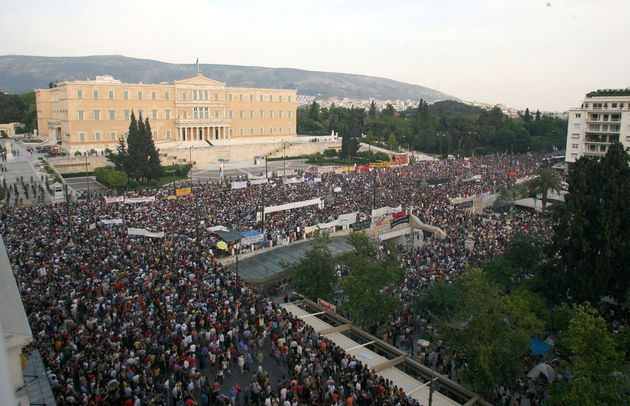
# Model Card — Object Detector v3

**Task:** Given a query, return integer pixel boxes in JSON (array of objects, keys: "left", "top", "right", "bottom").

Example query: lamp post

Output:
[{"left": 85, "top": 154, "right": 90, "bottom": 200}]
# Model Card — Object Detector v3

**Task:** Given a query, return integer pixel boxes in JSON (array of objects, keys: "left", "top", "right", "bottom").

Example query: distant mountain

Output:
[{"left": 0, "top": 55, "right": 456, "bottom": 102}]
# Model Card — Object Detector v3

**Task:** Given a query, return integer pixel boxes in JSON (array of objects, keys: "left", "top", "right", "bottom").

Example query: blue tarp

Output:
[{"left": 528, "top": 338, "right": 552, "bottom": 355}]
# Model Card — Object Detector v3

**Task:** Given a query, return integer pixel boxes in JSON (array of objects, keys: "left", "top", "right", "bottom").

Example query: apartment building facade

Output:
[
  {"left": 565, "top": 90, "right": 630, "bottom": 164},
  {"left": 35, "top": 75, "right": 297, "bottom": 153}
]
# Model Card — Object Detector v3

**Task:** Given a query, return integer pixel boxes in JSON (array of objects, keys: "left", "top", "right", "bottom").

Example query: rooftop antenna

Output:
[{"left": 196, "top": 58, "right": 199, "bottom": 76}]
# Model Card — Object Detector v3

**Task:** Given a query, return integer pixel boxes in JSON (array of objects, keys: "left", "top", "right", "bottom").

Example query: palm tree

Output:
[{"left": 528, "top": 169, "right": 562, "bottom": 211}]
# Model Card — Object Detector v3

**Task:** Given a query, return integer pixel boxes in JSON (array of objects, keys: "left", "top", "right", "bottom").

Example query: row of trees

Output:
[
  {"left": 0, "top": 92, "right": 37, "bottom": 133},
  {"left": 297, "top": 100, "right": 567, "bottom": 159}
]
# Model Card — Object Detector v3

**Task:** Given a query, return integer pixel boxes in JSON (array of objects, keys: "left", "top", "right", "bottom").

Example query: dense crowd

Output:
[{"left": 1, "top": 153, "right": 556, "bottom": 405}]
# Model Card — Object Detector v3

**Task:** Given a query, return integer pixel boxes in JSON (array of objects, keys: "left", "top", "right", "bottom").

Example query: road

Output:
[{"left": 0, "top": 139, "right": 55, "bottom": 206}]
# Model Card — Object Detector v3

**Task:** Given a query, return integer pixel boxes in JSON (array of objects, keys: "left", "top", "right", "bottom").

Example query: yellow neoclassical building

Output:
[{"left": 35, "top": 74, "right": 297, "bottom": 153}]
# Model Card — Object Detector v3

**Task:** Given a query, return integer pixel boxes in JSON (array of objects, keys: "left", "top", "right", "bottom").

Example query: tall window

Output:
[
  {"left": 288, "top": 127, "right": 292, "bottom": 134},
  {"left": 288, "top": 96, "right": 292, "bottom": 102},
  {"left": 124, "top": 110, "right": 130, "bottom": 120},
  {"left": 110, "top": 131, "right": 116, "bottom": 141},
  {"left": 93, "top": 90, "right": 98, "bottom": 99},
  {"left": 165, "top": 92, "right": 170, "bottom": 100},
  {"left": 214, "top": 93, "right": 219, "bottom": 101},
  {"left": 137, "top": 91, "right": 143, "bottom": 100},
  {"left": 259, "top": 95, "right": 264, "bottom": 102},
  {"left": 79, "top": 132, "right": 85, "bottom": 142},
  {"left": 269, "top": 111, "right": 274, "bottom": 119},
  {"left": 260, "top": 110, "right": 264, "bottom": 118},
  {"left": 249, "top": 94, "right": 254, "bottom": 102},
  {"left": 152, "top": 110, "right": 157, "bottom": 120},
  {"left": 77, "top": 90, "right": 83, "bottom": 99},
  {"left": 152, "top": 130, "right": 158, "bottom": 139},
  {"left": 239, "top": 111, "right": 244, "bottom": 119},
  {"left": 182, "top": 92, "right": 187, "bottom": 100},
  {"left": 239, "top": 128, "right": 244, "bottom": 136},
  {"left": 166, "top": 130, "right": 171, "bottom": 139},
  {"left": 260, "top": 128, "right": 264, "bottom": 135},
  {"left": 228, "top": 93, "right": 232, "bottom": 101},
  {"left": 239, "top": 94, "right": 243, "bottom": 101},
  {"left": 152, "top": 91, "right": 156, "bottom": 100},
  {"left": 279, "top": 95, "right": 283, "bottom": 102},
  {"left": 278, "top": 111, "right": 283, "bottom": 118},
  {"left": 138, "top": 109, "right": 143, "bottom": 118},
  {"left": 123, "top": 91, "right": 128, "bottom": 100},
  {"left": 109, "top": 110, "right": 115, "bottom": 120},
  {"left": 215, "top": 111, "right": 219, "bottom": 119},
  {"left": 95, "top": 132, "right": 101, "bottom": 141},
  {"left": 193, "top": 90, "right": 197, "bottom": 100},
  {"left": 204, "top": 91, "right": 209, "bottom": 100},
  {"left": 228, "top": 111, "right": 233, "bottom": 119},
  {"left": 165, "top": 110, "right": 170, "bottom": 120},
  {"left": 250, "top": 128, "right": 254, "bottom": 135},
  {"left": 78, "top": 111, "right": 84, "bottom": 120},
  {"left": 108, "top": 90, "right": 114, "bottom": 99},
  {"left": 249, "top": 111, "right": 254, "bottom": 119},
  {"left": 229, "top": 128, "right": 233, "bottom": 137},
  {"left": 288, "top": 111, "right": 292, "bottom": 118},
  {"left": 269, "top": 95, "right": 273, "bottom": 102},
  {"left": 183, "top": 111, "right": 187, "bottom": 119},
  {"left": 278, "top": 127, "right": 283, "bottom": 134},
  {"left": 269, "top": 127, "right": 274, "bottom": 134}
]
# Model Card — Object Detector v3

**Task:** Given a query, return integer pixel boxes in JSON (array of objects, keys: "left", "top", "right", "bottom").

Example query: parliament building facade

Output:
[{"left": 35, "top": 75, "right": 297, "bottom": 153}]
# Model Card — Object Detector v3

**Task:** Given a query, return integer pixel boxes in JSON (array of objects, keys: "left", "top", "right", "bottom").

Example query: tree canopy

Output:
[
  {"left": 283, "top": 231, "right": 336, "bottom": 301},
  {"left": 546, "top": 142, "right": 630, "bottom": 303},
  {"left": 338, "top": 232, "right": 404, "bottom": 329},
  {"left": 107, "top": 112, "right": 163, "bottom": 181},
  {"left": 297, "top": 100, "right": 566, "bottom": 156}
]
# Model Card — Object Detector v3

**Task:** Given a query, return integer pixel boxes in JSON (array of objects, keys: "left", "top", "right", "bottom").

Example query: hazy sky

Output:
[{"left": 1, "top": 0, "right": 628, "bottom": 111}]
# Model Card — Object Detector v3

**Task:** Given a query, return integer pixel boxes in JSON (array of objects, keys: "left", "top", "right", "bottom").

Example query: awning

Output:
[
  {"left": 213, "top": 229, "right": 242, "bottom": 242},
  {"left": 240, "top": 230, "right": 264, "bottom": 245}
]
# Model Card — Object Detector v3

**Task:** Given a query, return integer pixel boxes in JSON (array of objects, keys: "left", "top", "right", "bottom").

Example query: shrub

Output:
[{"left": 94, "top": 166, "right": 128, "bottom": 188}]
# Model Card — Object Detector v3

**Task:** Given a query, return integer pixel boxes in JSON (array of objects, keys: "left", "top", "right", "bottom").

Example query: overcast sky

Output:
[{"left": 1, "top": 0, "right": 628, "bottom": 111}]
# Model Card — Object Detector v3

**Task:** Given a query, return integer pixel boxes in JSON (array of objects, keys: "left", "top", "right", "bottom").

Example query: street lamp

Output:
[{"left": 85, "top": 154, "right": 90, "bottom": 200}]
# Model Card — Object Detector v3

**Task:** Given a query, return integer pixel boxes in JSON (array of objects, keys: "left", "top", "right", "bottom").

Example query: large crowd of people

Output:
[{"left": 1, "top": 152, "right": 557, "bottom": 405}]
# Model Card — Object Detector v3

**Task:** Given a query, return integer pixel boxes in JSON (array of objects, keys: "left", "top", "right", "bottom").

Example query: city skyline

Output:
[{"left": 1, "top": 0, "right": 628, "bottom": 112}]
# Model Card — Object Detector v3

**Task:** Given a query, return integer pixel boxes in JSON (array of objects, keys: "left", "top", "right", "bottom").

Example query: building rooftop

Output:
[{"left": 586, "top": 89, "right": 630, "bottom": 98}]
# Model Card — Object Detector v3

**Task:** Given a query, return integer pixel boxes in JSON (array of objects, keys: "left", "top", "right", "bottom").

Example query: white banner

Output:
[
  {"left": 314, "top": 177, "right": 322, "bottom": 183},
  {"left": 317, "top": 220, "right": 338, "bottom": 229},
  {"left": 128, "top": 227, "right": 165, "bottom": 238},
  {"left": 337, "top": 212, "right": 357, "bottom": 226},
  {"left": 241, "top": 234, "right": 264, "bottom": 245},
  {"left": 125, "top": 196, "right": 156, "bottom": 204},
  {"left": 284, "top": 177, "right": 304, "bottom": 184},
  {"left": 100, "top": 218, "right": 123, "bottom": 225},
  {"left": 105, "top": 196, "right": 124, "bottom": 204},
  {"left": 250, "top": 179, "right": 268, "bottom": 185},
  {"left": 371, "top": 205, "right": 402, "bottom": 218},
  {"left": 333, "top": 186, "right": 342, "bottom": 193},
  {"left": 265, "top": 197, "right": 322, "bottom": 214},
  {"left": 304, "top": 225, "right": 318, "bottom": 234},
  {"left": 231, "top": 181, "right": 248, "bottom": 190}
]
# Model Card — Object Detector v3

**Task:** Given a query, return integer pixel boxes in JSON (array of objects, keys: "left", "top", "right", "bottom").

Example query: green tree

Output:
[
  {"left": 308, "top": 101, "right": 320, "bottom": 121},
  {"left": 387, "top": 133, "right": 398, "bottom": 151},
  {"left": 445, "top": 271, "right": 545, "bottom": 397},
  {"left": 382, "top": 103, "right": 396, "bottom": 117},
  {"left": 527, "top": 169, "right": 561, "bottom": 211},
  {"left": 107, "top": 112, "right": 162, "bottom": 181},
  {"left": 284, "top": 231, "right": 336, "bottom": 301},
  {"left": 338, "top": 232, "right": 404, "bottom": 329},
  {"left": 548, "top": 143, "right": 630, "bottom": 303},
  {"left": 523, "top": 108, "right": 532, "bottom": 122},
  {"left": 550, "top": 304, "right": 629, "bottom": 405},
  {"left": 368, "top": 101, "right": 377, "bottom": 119}
]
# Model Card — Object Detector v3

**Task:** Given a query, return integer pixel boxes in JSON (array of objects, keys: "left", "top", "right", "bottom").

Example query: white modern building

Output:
[{"left": 565, "top": 89, "right": 630, "bottom": 164}]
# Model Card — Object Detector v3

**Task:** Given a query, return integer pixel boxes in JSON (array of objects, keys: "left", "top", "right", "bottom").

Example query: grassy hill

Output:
[{"left": 0, "top": 55, "right": 456, "bottom": 102}]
